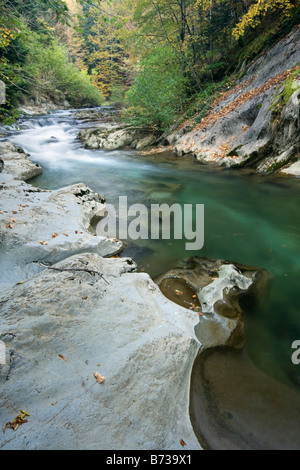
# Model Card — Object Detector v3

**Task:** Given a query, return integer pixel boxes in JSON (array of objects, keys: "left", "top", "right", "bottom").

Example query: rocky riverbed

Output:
[{"left": 0, "top": 141, "right": 300, "bottom": 450}]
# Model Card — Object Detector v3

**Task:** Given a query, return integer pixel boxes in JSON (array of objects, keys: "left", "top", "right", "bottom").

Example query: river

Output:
[{"left": 5, "top": 106, "right": 300, "bottom": 392}]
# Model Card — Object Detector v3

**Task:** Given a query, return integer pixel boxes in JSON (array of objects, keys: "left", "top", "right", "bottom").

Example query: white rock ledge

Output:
[
  {"left": 0, "top": 252, "right": 202, "bottom": 450},
  {"left": 0, "top": 143, "right": 202, "bottom": 450}
]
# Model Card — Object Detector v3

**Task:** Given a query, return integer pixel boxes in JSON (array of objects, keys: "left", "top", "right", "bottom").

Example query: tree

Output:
[
  {"left": 232, "top": 0, "right": 300, "bottom": 39},
  {"left": 125, "top": 45, "right": 187, "bottom": 129}
]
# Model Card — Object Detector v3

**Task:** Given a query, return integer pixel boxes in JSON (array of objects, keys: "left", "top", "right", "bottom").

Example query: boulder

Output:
[
  {"left": 0, "top": 252, "right": 201, "bottom": 450},
  {"left": 78, "top": 125, "right": 158, "bottom": 151},
  {"left": 0, "top": 141, "right": 42, "bottom": 180},
  {"left": 135, "top": 134, "right": 157, "bottom": 150},
  {"left": 155, "top": 256, "right": 270, "bottom": 350}
]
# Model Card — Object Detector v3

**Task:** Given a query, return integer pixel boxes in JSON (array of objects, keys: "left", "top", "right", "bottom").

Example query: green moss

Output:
[
  {"left": 270, "top": 64, "right": 300, "bottom": 122},
  {"left": 227, "top": 145, "right": 243, "bottom": 157},
  {"left": 267, "top": 160, "right": 286, "bottom": 173},
  {"left": 237, "top": 70, "right": 247, "bottom": 80}
]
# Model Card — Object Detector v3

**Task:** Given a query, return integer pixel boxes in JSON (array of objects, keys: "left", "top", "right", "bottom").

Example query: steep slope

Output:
[{"left": 169, "top": 26, "right": 300, "bottom": 175}]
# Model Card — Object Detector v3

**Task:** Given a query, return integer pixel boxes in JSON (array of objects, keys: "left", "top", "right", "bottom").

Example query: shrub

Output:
[{"left": 124, "top": 46, "right": 186, "bottom": 130}]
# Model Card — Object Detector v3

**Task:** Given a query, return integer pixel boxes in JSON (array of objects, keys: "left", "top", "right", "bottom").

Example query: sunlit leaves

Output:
[{"left": 232, "top": 0, "right": 299, "bottom": 39}]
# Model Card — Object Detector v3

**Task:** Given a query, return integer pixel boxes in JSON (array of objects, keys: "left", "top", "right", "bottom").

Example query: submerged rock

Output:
[
  {"left": 190, "top": 347, "right": 300, "bottom": 450},
  {"left": 156, "top": 256, "right": 300, "bottom": 450}
]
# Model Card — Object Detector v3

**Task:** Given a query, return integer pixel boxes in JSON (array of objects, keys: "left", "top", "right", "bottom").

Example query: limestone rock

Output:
[
  {"left": 0, "top": 141, "right": 42, "bottom": 180},
  {"left": 135, "top": 134, "right": 157, "bottom": 150},
  {"left": 155, "top": 256, "right": 270, "bottom": 351},
  {"left": 281, "top": 159, "right": 300, "bottom": 176},
  {"left": 78, "top": 125, "right": 158, "bottom": 151},
  {"left": 0, "top": 253, "right": 201, "bottom": 450},
  {"left": 198, "top": 264, "right": 253, "bottom": 316},
  {"left": 0, "top": 175, "right": 121, "bottom": 291},
  {"left": 172, "top": 27, "right": 300, "bottom": 174}
]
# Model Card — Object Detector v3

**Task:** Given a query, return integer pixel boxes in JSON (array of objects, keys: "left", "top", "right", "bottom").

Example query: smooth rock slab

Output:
[
  {"left": 0, "top": 253, "right": 201, "bottom": 450},
  {"left": 0, "top": 175, "right": 122, "bottom": 291}
]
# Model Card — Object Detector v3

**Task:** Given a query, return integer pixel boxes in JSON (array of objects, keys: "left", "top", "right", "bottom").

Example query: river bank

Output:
[
  {"left": 0, "top": 141, "right": 202, "bottom": 450},
  {"left": 76, "top": 26, "right": 300, "bottom": 177}
]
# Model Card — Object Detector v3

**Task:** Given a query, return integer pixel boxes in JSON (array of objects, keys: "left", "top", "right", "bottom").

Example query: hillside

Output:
[{"left": 167, "top": 26, "right": 300, "bottom": 175}]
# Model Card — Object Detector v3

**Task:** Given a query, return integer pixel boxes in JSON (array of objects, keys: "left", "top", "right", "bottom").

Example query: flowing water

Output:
[{"left": 4, "top": 107, "right": 300, "bottom": 392}]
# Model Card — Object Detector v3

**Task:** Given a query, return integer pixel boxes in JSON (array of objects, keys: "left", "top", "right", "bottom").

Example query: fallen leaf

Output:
[
  {"left": 94, "top": 372, "right": 106, "bottom": 384},
  {"left": 10, "top": 218, "right": 16, "bottom": 222},
  {"left": 180, "top": 439, "right": 186, "bottom": 447},
  {"left": 97, "top": 363, "right": 102, "bottom": 367},
  {"left": 192, "top": 294, "right": 197, "bottom": 298},
  {"left": 82, "top": 296, "right": 88, "bottom": 300},
  {"left": 52, "top": 232, "right": 59, "bottom": 239},
  {"left": 12, "top": 211, "right": 17, "bottom": 214},
  {"left": 51, "top": 402, "right": 58, "bottom": 406},
  {"left": 39, "top": 241, "right": 48, "bottom": 245},
  {"left": 3, "top": 411, "right": 29, "bottom": 433},
  {"left": 19, "top": 207, "right": 23, "bottom": 212},
  {"left": 6, "top": 223, "right": 15, "bottom": 229},
  {"left": 58, "top": 354, "right": 66, "bottom": 361},
  {"left": 63, "top": 233, "right": 69, "bottom": 237},
  {"left": 16, "top": 281, "right": 24, "bottom": 285}
]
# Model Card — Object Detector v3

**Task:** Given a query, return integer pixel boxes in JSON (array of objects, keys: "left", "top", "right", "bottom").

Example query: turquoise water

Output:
[{"left": 9, "top": 108, "right": 300, "bottom": 390}]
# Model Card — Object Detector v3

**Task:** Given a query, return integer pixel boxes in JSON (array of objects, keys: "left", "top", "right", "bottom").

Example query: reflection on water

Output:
[{"left": 7, "top": 107, "right": 300, "bottom": 391}]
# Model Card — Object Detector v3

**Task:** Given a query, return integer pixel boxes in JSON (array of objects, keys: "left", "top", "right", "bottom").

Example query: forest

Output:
[{"left": 0, "top": 0, "right": 299, "bottom": 128}]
